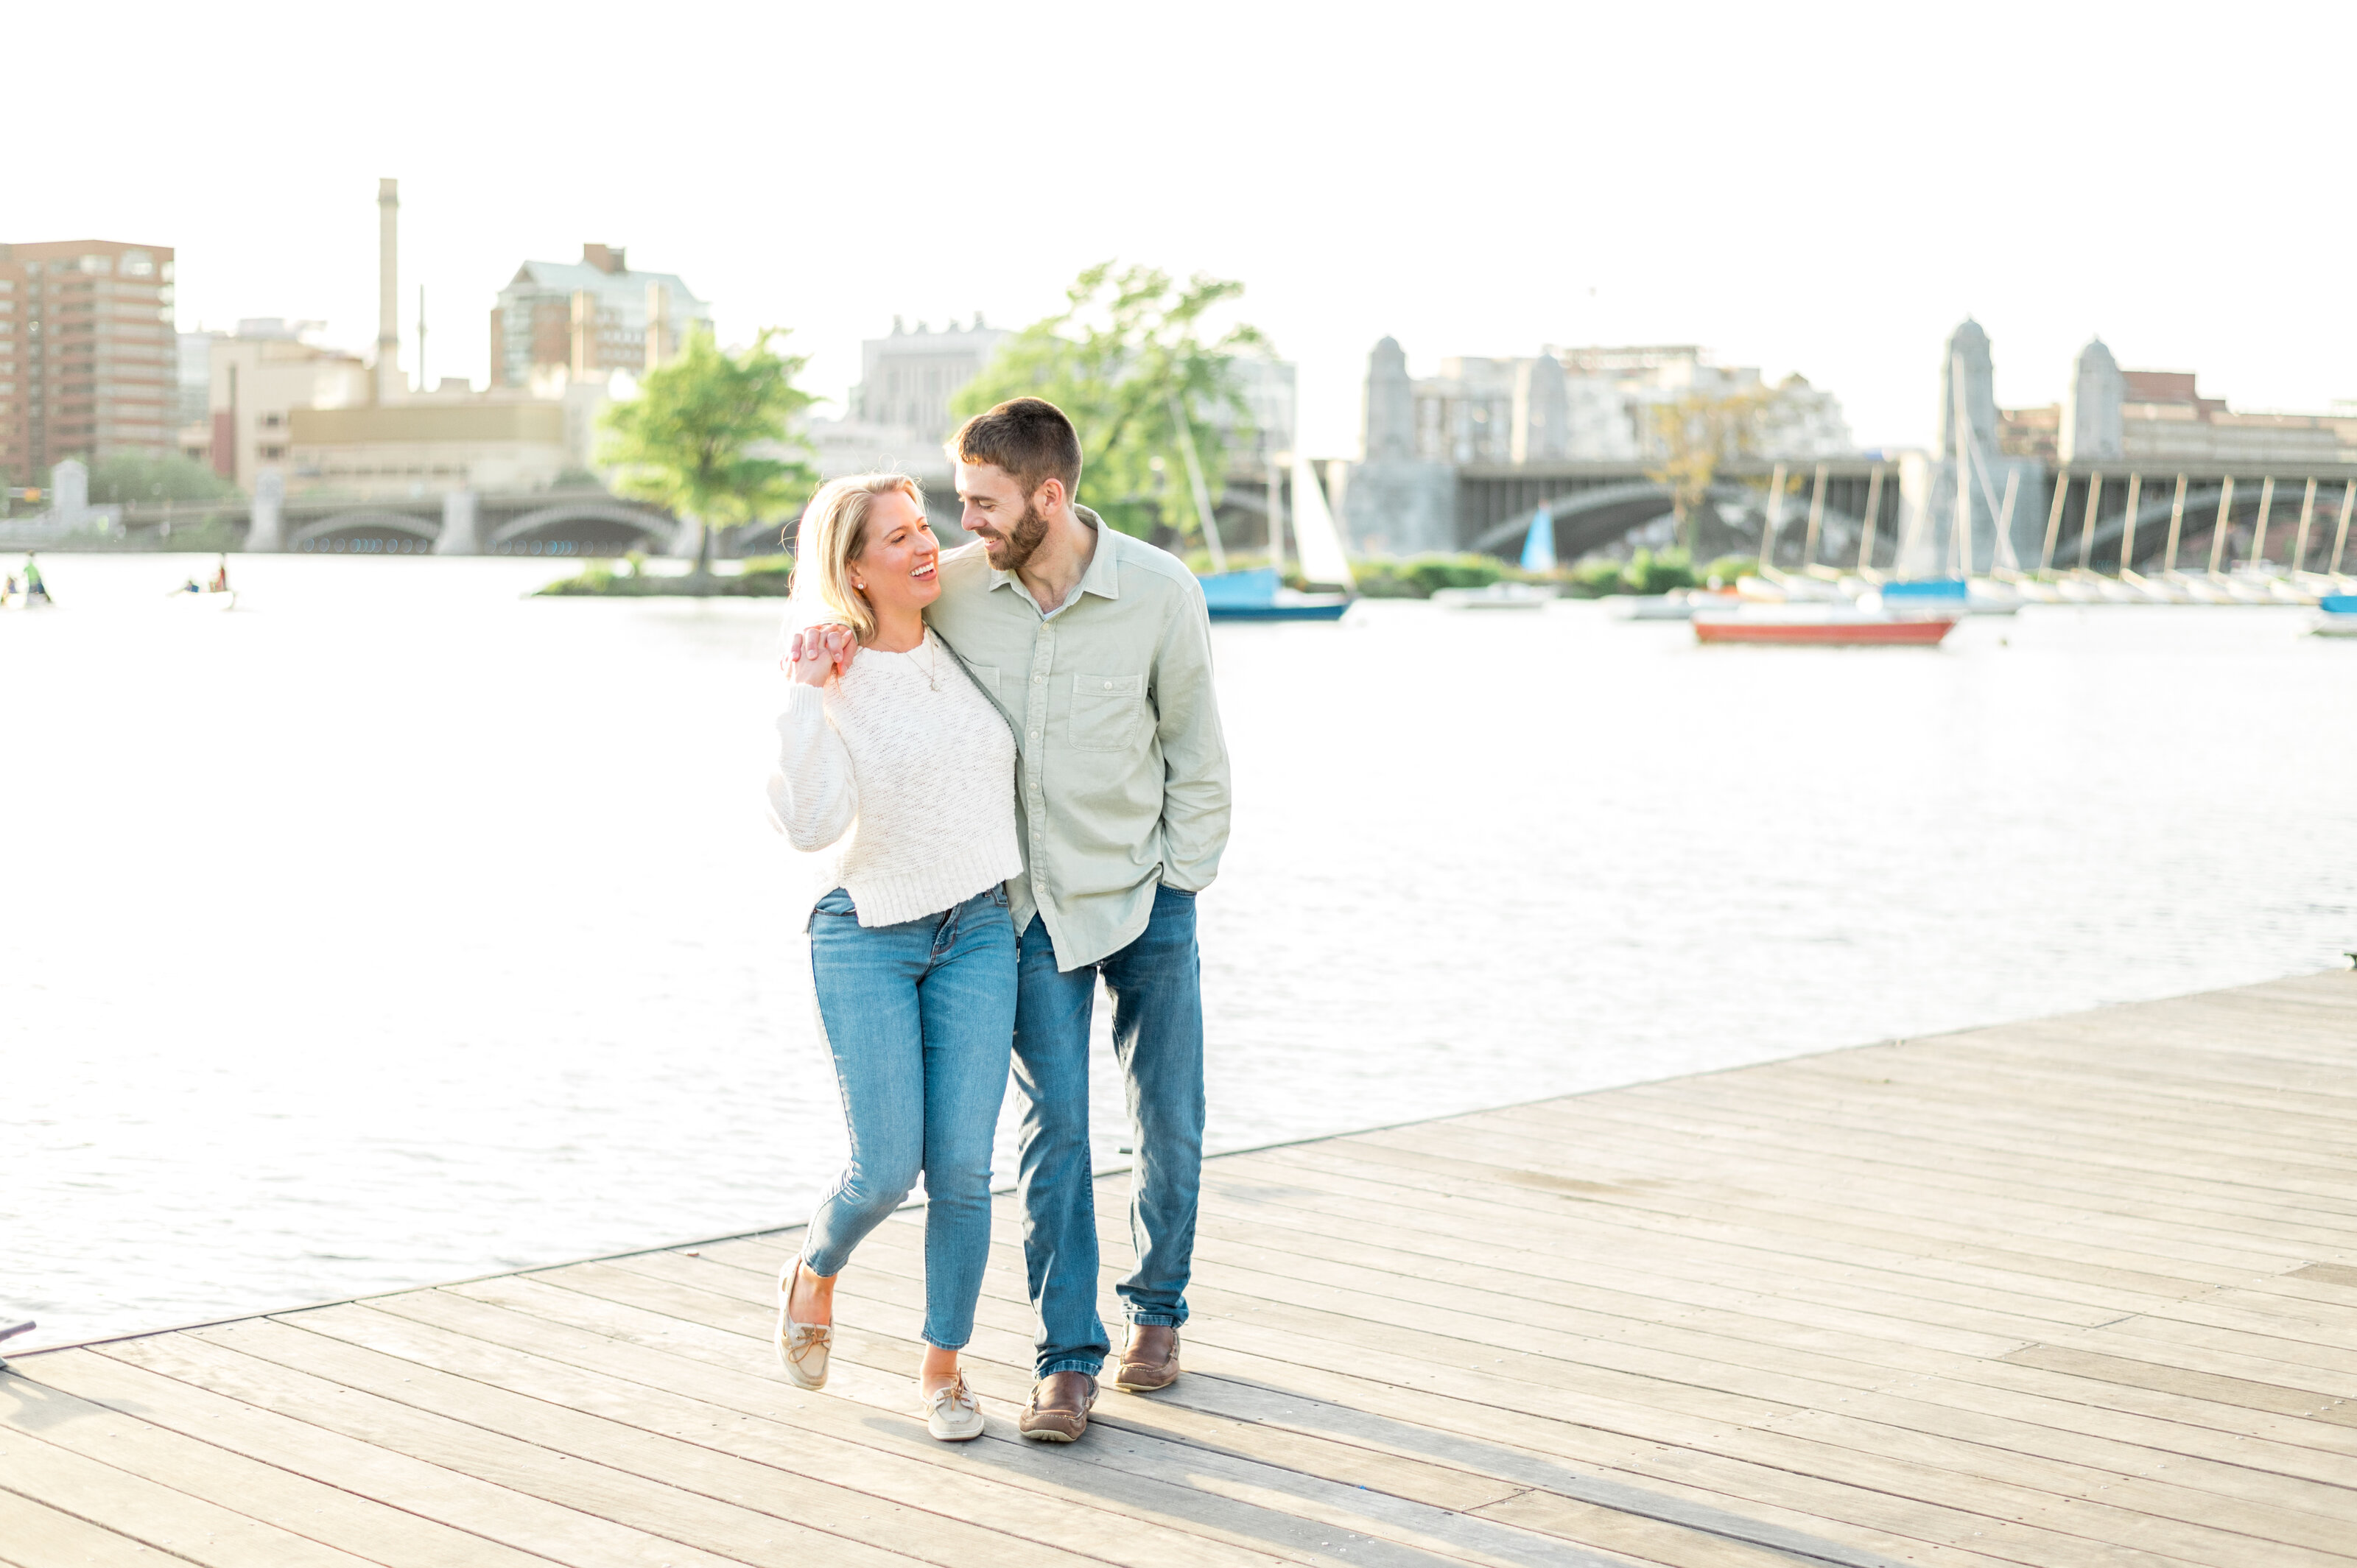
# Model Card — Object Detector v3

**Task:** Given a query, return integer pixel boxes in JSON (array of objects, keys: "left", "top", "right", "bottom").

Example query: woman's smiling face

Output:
[{"left": 850, "top": 490, "right": 941, "bottom": 626}]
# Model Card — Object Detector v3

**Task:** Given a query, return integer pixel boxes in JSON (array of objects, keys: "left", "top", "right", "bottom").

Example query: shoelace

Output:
[
  {"left": 786, "top": 1322, "right": 830, "bottom": 1363},
  {"left": 926, "top": 1377, "right": 975, "bottom": 1416}
]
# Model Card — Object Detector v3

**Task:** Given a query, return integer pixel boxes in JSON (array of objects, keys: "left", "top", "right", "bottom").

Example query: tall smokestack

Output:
[{"left": 376, "top": 177, "right": 402, "bottom": 403}]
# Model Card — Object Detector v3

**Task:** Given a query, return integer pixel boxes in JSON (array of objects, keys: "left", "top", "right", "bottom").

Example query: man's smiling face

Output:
[{"left": 957, "top": 461, "right": 1054, "bottom": 572}]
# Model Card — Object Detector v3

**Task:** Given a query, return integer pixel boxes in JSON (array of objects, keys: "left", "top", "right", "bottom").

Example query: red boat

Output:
[{"left": 1693, "top": 611, "right": 1958, "bottom": 647}]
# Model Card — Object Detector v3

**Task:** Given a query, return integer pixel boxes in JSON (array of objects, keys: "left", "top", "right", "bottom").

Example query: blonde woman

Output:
[{"left": 764, "top": 473, "right": 1020, "bottom": 1442}]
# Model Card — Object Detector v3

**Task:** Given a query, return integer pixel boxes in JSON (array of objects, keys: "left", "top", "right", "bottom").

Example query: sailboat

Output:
[
  {"left": 1433, "top": 509, "right": 1557, "bottom": 609},
  {"left": 1198, "top": 453, "right": 1355, "bottom": 622}
]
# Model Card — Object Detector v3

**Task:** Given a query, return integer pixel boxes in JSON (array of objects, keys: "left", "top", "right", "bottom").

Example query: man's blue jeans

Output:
[
  {"left": 801, "top": 885, "right": 1015, "bottom": 1351},
  {"left": 1014, "top": 883, "right": 1204, "bottom": 1379}
]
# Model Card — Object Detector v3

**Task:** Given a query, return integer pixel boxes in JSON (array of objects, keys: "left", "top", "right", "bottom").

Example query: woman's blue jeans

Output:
[{"left": 801, "top": 885, "right": 1016, "bottom": 1351}]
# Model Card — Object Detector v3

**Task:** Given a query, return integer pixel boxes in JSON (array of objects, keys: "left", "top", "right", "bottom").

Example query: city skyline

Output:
[{"left": 14, "top": 3, "right": 2357, "bottom": 462}]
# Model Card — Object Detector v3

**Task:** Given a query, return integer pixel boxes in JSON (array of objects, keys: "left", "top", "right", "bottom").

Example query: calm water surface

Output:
[{"left": 6, "top": 554, "right": 2353, "bottom": 1347}]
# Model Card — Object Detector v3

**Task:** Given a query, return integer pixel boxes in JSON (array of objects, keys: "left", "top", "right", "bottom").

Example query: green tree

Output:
[
  {"left": 597, "top": 327, "right": 818, "bottom": 577},
  {"left": 1645, "top": 388, "right": 1770, "bottom": 553},
  {"left": 88, "top": 453, "right": 237, "bottom": 506},
  {"left": 952, "top": 262, "right": 1267, "bottom": 542}
]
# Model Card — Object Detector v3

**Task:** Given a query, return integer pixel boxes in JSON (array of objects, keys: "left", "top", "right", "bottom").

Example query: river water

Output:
[{"left": 5, "top": 554, "right": 2352, "bottom": 1349}]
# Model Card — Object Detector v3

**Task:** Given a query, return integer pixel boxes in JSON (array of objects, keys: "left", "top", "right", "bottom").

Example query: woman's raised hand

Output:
[{"left": 787, "top": 625, "right": 856, "bottom": 688}]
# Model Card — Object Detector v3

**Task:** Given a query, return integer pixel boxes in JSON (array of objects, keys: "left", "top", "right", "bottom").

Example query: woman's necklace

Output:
[{"left": 907, "top": 629, "right": 939, "bottom": 690}]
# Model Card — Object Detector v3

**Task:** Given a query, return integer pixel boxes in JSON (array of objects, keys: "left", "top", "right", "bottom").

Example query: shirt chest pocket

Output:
[{"left": 1069, "top": 672, "right": 1147, "bottom": 752}]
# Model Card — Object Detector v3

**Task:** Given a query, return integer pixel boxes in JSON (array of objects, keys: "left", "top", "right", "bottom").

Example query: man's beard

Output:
[{"left": 978, "top": 500, "right": 1050, "bottom": 572}]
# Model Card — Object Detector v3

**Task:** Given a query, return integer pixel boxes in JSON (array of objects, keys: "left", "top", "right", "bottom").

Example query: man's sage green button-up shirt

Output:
[{"left": 924, "top": 510, "right": 1231, "bottom": 971}]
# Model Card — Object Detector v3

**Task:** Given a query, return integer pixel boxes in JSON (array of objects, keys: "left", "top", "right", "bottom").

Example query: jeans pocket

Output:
[{"left": 810, "top": 887, "right": 859, "bottom": 927}]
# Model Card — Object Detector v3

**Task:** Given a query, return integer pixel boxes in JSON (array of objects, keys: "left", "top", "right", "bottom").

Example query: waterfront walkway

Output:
[{"left": 5, "top": 973, "right": 2354, "bottom": 1568}]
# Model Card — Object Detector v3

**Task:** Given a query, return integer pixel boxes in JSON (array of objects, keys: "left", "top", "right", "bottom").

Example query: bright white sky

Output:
[{"left": 15, "top": 1, "right": 2353, "bottom": 457}]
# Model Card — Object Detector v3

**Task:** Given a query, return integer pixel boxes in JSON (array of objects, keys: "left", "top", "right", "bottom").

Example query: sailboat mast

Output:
[
  {"left": 1951, "top": 352, "right": 1972, "bottom": 580},
  {"left": 1170, "top": 393, "right": 1227, "bottom": 573},
  {"left": 1268, "top": 454, "right": 1286, "bottom": 576}
]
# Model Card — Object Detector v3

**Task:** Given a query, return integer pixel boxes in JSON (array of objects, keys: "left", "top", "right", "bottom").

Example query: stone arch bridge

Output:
[
  {"left": 117, "top": 488, "right": 684, "bottom": 558},
  {"left": 1458, "top": 460, "right": 1903, "bottom": 568}
]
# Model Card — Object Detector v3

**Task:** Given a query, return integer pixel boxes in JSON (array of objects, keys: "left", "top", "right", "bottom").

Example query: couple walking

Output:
[{"left": 764, "top": 397, "right": 1229, "bottom": 1444}]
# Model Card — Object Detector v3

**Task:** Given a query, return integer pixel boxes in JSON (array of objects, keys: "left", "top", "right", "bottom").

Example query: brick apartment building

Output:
[
  {"left": 0, "top": 239, "right": 179, "bottom": 483},
  {"left": 488, "top": 243, "right": 709, "bottom": 388}
]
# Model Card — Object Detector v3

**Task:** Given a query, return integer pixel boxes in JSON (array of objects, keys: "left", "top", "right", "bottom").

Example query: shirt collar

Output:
[{"left": 988, "top": 506, "right": 1123, "bottom": 614}]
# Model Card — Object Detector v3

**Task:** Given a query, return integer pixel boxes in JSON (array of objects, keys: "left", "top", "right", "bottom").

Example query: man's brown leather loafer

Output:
[
  {"left": 1017, "top": 1371, "right": 1097, "bottom": 1442},
  {"left": 1114, "top": 1323, "right": 1180, "bottom": 1392}
]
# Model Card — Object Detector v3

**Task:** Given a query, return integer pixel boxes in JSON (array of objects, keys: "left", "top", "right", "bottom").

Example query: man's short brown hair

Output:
[{"left": 949, "top": 397, "right": 1083, "bottom": 499}]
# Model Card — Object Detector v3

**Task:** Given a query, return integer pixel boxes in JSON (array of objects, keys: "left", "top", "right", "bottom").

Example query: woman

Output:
[{"left": 765, "top": 473, "right": 1020, "bottom": 1442}]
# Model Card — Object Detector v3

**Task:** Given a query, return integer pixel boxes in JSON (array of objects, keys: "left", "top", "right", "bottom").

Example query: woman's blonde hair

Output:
[{"left": 790, "top": 472, "right": 926, "bottom": 643}]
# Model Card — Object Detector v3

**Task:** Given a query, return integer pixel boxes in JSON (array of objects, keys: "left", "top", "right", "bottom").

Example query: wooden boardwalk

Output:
[{"left": 5, "top": 972, "right": 2354, "bottom": 1568}]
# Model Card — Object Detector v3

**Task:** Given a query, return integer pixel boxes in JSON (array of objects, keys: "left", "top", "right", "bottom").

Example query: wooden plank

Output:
[
  {"left": 1706, "top": 1059, "right": 2357, "bottom": 1184},
  {"left": 27, "top": 1345, "right": 744, "bottom": 1568},
  {"left": 1201, "top": 1150, "right": 2173, "bottom": 1335},
  {"left": 2001, "top": 1347, "right": 2357, "bottom": 1426},
  {"left": 1472, "top": 1089, "right": 2357, "bottom": 1252},
  {"left": 0, "top": 1421, "right": 384, "bottom": 1568},
  {"left": 1603, "top": 1070, "right": 2357, "bottom": 1204},
  {"left": 1002, "top": 1200, "right": 2357, "bottom": 1488},
  {"left": 287, "top": 1298, "right": 1316, "bottom": 1568},
  {"left": 552, "top": 1243, "right": 2286, "bottom": 1568},
  {"left": 496, "top": 1256, "right": 2012, "bottom": 1568},
  {"left": 1547, "top": 1080, "right": 2357, "bottom": 1234},
  {"left": 1305, "top": 1128, "right": 2259, "bottom": 1297},
  {"left": 0, "top": 1488, "right": 175, "bottom": 1568},
  {"left": 96, "top": 1326, "right": 938, "bottom": 1568},
  {"left": 727, "top": 1225, "right": 2357, "bottom": 1556},
  {"left": 1375, "top": 1111, "right": 2328, "bottom": 1280},
  {"left": 514, "top": 1259, "right": 1670, "bottom": 1568}
]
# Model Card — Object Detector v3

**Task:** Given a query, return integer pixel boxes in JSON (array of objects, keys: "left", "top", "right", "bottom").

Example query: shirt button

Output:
[
  {"left": 1102, "top": 681, "right": 1111, "bottom": 689},
  {"left": 1029, "top": 731, "right": 1039, "bottom": 740}
]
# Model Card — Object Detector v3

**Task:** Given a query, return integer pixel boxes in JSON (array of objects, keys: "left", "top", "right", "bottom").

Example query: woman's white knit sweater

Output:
[{"left": 764, "top": 628, "right": 1022, "bottom": 928}]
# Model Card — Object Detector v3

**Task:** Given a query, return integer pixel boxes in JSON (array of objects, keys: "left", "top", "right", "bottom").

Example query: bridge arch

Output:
[
  {"left": 1469, "top": 480, "right": 1680, "bottom": 558},
  {"left": 291, "top": 511, "right": 442, "bottom": 554},
  {"left": 487, "top": 502, "right": 678, "bottom": 556}
]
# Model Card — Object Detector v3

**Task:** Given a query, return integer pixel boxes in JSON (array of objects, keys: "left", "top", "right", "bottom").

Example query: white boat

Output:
[
  {"left": 2311, "top": 594, "right": 2357, "bottom": 636},
  {"left": 1964, "top": 578, "right": 2023, "bottom": 615},
  {"left": 1433, "top": 582, "right": 1556, "bottom": 611},
  {"left": 169, "top": 588, "right": 239, "bottom": 612},
  {"left": 1612, "top": 588, "right": 1740, "bottom": 622}
]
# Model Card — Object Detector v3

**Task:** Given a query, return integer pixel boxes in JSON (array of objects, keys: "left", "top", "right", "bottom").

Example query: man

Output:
[{"left": 927, "top": 398, "right": 1229, "bottom": 1442}]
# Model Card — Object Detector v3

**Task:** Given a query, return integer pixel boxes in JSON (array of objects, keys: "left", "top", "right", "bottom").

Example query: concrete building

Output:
[
  {"left": 851, "top": 317, "right": 1010, "bottom": 442},
  {"left": 2001, "top": 345, "right": 2357, "bottom": 467},
  {"left": 182, "top": 322, "right": 370, "bottom": 488},
  {"left": 491, "top": 244, "right": 710, "bottom": 390},
  {"left": 289, "top": 394, "right": 580, "bottom": 496},
  {"left": 1410, "top": 344, "right": 1851, "bottom": 467},
  {"left": 0, "top": 239, "right": 179, "bottom": 482}
]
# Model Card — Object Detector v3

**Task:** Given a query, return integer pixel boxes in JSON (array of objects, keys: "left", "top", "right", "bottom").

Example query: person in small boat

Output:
[
  {"left": 208, "top": 556, "right": 230, "bottom": 594},
  {"left": 765, "top": 472, "right": 1020, "bottom": 1444},
  {"left": 23, "top": 555, "right": 49, "bottom": 602}
]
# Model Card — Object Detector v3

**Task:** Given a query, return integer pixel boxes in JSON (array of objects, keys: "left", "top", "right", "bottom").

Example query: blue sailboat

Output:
[{"left": 1199, "top": 455, "right": 1356, "bottom": 622}]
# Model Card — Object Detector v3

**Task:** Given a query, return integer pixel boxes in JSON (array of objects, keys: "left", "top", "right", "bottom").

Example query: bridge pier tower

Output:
[
  {"left": 435, "top": 490, "right": 480, "bottom": 555},
  {"left": 245, "top": 471, "right": 285, "bottom": 552}
]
